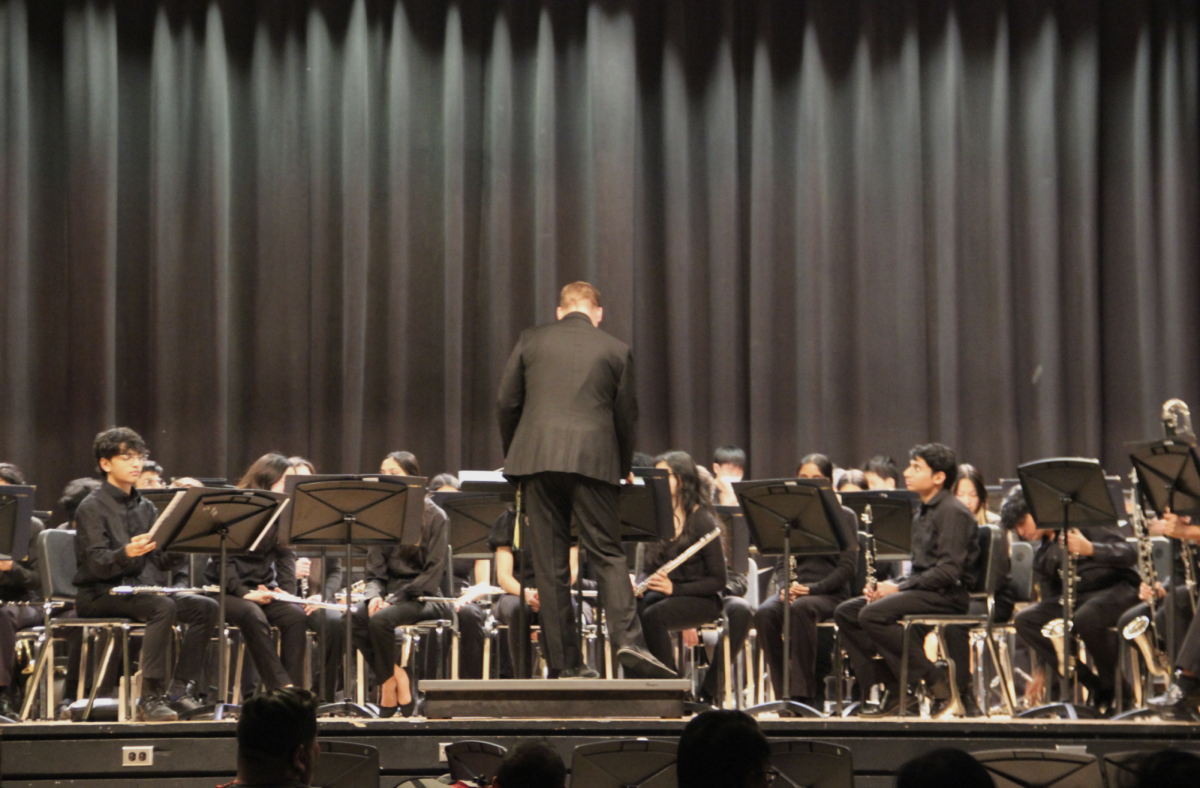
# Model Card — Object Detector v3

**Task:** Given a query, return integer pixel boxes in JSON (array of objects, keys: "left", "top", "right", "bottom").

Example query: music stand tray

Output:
[
  {"left": 1016, "top": 458, "right": 1119, "bottom": 720},
  {"left": 282, "top": 474, "right": 426, "bottom": 718},
  {"left": 151, "top": 486, "right": 288, "bottom": 720},
  {"left": 735, "top": 478, "right": 848, "bottom": 718}
]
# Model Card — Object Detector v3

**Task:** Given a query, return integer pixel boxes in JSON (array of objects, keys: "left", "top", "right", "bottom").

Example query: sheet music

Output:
[
  {"left": 146, "top": 490, "right": 187, "bottom": 543},
  {"left": 249, "top": 498, "right": 288, "bottom": 553}
]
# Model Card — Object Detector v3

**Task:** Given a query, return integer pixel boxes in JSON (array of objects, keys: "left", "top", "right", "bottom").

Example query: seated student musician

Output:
[
  {"left": 206, "top": 453, "right": 308, "bottom": 697},
  {"left": 489, "top": 507, "right": 585, "bottom": 678},
  {"left": 351, "top": 451, "right": 448, "bottom": 717},
  {"left": 754, "top": 454, "right": 857, "bottom": 707},
  {"left": 863, "top": 456, "right": 902, "bottom": 491},
  {"left": 710, "top": 445, "right": 746, "bottom": 507},
  {"left": 282, "top": 457, "right": 348, "bottom": 703},
  {"left": 837, "top": 469, "right": 868, "bottom": 493},
  {"left": 1147, "top": 508, "right": 1200, "bottom": 719},
  {"left": 692, "top": 465, "right": 754, "bottom": 706},
  {"left": 1006, "top": 485, "right": 1138, "bottom": 712},
  {"left": 135, "top": 461, "right": 166, "bottom": 490},
  {"left": 955, "top": 464, "right": 999, "bottom": 525},
  {"left": 0, "top": 463, "right": 44, "bottom": 717},
  {"left": 72, "top": 427, "right": 180, "bottom": 721},
  {"left": 834, "top": 444, "right": 979, "bottom": 717},
  {"left": 635, "top": 451, "right": 727, "bottom": 678}
]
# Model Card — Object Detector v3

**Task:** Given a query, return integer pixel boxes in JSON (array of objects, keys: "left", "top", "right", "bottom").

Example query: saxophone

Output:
[
  {"left": 1122, "top": 469, "right": 1170, "bottom": 677},
  {"left": 860, "top": 504, "right": 877, "bottom": 593}
]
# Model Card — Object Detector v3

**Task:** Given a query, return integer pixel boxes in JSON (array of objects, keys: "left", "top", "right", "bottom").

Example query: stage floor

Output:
[{"left": 2, "top": 715, "right": 1199, "bottom": 788}]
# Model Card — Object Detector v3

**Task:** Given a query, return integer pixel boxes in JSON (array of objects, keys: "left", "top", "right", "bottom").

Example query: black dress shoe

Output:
[
  {"left": 168, "top": 693, "right": 202, "bottom": 714},
  {"left": 559, "top": 666, "right": 600, "bottom": 679},
  {"left": 959, "top": 691, "right": 985, "bottom": 718},
  {"left": 1148, "top": 681, "right": 1200, "bottom": 721},
  {"left": 136, "top": 694, "right": 179, "bottom": 723},
  {"left": 0, "top": 695, "right": 16, "bottom": 720},
  {"left": 617, "top": 646, "right": 677, "bottom": 679},
  {"left": 376, "top": 704, "right": 398, "bottom": 718},
  {"left": 925, "top": 660, "right": 954, "bottom": 701}
]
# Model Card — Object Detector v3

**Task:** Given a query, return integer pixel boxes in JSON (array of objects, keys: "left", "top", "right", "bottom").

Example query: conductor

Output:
[{"left": 497, "top": 282, "right": 675, "bottom": 679}]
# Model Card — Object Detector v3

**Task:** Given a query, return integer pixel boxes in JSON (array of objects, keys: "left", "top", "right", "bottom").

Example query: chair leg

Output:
[
  {"left": 20, "top": 633, "right": 52, "bottom": 721},
  {"left": 992, "top": 631, "right": 1018, "bottom": 715},
  {"left": 898, "top": 623, "right": 912, "bottom": 718},
  {"left": 85, "top": 629, "right": 116, "bottom": 723}
]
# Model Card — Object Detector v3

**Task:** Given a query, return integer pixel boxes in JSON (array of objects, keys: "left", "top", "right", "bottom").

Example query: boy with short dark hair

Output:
[
  {"left": 72, "top": 427, "right": 178, "bottom": 721},
  {"left": 833, "top": 443, "right": 980, "bottom": 717}
]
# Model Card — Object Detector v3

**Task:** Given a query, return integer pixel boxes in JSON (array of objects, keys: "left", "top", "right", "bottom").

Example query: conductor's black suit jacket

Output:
[{"left": 496, "top": 311, "right": 638, "bottom": 485}]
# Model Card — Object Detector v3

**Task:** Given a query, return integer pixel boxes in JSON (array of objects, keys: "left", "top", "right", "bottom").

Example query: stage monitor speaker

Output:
[
  {"left": 446, "top": 740, "right": 508, "bottom": 786},
  {"left": 570, "top": 740, "right": 676, "bottom": 788},
  {"left": 313, "top": 741, "right": 379, "bottom": 788},
  {"left": 770, "top": 740, "right": 854, "bottom": 788},
  {"left": 973, "top": 749, "right": 1102, "bottom": 788}
]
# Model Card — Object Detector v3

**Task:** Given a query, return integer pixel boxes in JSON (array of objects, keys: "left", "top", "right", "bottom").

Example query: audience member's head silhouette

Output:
[
  {"left": 236, "top": 688, "right": 321, "bottom": 787},
  {"left": 895, "top": 748, "right": 995, "bottom": 788},
  {"left": 678, "top": 710, "right": 772, "bottom": 788},
  {"left": 1133, "top": 749, "right": 1200, "bottom": 788},
  {"left": 492, "top": 740, "right": 565, "bottom": 788}
]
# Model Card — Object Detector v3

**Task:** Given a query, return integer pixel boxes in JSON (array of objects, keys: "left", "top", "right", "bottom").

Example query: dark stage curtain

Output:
[{"left": 1, "top": 0, "right": 1196, "bottom": 511}]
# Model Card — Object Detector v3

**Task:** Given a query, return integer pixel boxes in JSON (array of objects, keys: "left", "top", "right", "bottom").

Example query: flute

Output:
[
  {"left": 110, "top": 585, "right": 220, "bottom": 596},
  {"left": 267, "top": 590, "right": 357, "bottom": 611},
  {"left": 634, "top": 528, "right": 722, "bottom": 596}
]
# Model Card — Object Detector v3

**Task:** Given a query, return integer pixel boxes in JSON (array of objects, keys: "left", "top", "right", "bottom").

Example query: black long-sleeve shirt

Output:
[
  {"left": 206, "top": 545, "right": 297, "bottom": 598},
  {"left": 1031, "top": 525, "right": 1138, "bottom": 599},
  {"left": 73, "top": 482, "right": 174, "bottom": 588},
  {"left": 364, "top": 498, "right": 449, "bottom": 603},
  {"left": 0, "top": 517, "right": 43, "bottom": 602},
  {"left": 895, "top": 489, "right": 980, "bottom": 594},
  {"left": 771, "top": 506, "right": 859, "bottom": 598},
  {"left": 640, "top": 508, "right": 727, "bottom": 599}
]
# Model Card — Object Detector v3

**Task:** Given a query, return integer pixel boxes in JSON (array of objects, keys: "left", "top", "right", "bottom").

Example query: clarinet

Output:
[
  {"left": 1123, "top": 469, "right": 1170, "bottom": 677},
  {"left": 860, "top": 504, "right": 877, "bottom": 593},
  {"left": 634, "top": 529, "right": 722, "bottom": 596}
]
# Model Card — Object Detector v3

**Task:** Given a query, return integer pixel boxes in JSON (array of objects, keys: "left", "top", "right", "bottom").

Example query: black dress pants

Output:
[
  {"left": 76, "top": 586, "right": 176, "bottom": 682},
  {"left": 1014, "top": 584, "right": 1139, "bottom": 695},
  {"left": 221, "top": 596, "right": 306, "bottom": 690},
  {"left": 701, "top": 596, "right": 754, "bottom": 700},
  {"left": 306, "top": 609, "right": 346, "bottom": 700},
  {"left": 523, "top": 472, "right": 645, "bottom": 670},
  {"left": 834, "top": 589, "right": 968, "bottom": 691},
  {"left": 0, "top": 604, "right": 43, "bottom": 688},
  {"left": 171, "top": 593, "right": 220, "bottom": 690},
  {"left": 350, "top": 599, "right": 445, "bottom": 684},
  {"left": 457, "top": 602, "right": 486, "bottom": 680},
  {"left": 637, "top": 592, "right": 722, "bottom": 673},
  {"left": 755, "top": 593, "right": 843, "bottom": 699}
]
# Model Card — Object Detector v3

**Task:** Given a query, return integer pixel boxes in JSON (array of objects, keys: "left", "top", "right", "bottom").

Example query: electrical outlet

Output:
[
  {"left": 122, "top": 745, "right": 154, "bottom": 766},
  {"left": 439, "top": 743, "right": 450, "bottom": 762}
]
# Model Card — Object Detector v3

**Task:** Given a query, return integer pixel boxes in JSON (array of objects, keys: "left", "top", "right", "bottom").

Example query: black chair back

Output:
[
  {"left": 972, "top": 525, "right": 998, "bottom": 595},
  {"left": 569, "top": 740, "right": 676, "bottom": 788},
  {"left": 37, "top": 528, "right": 81, "bottom": 603},
  {"left": 312, "top": 740, "right": 379, "bottom": 788},
  {"left": 770, "top": 740, "right": 854, "bottom": 788}
]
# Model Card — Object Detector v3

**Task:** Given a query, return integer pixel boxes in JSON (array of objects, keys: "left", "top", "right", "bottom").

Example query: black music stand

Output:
[
  {"left": 281, "top": 474, "right": 425, "bottom": 718},
  {"left": 714, "top": 505, "right": 750, "bottom": 577},
  {"left": 621, "top": 469, "right": 675, "bottom": 542},
  {"left": 1016, "top": 458, "right": 1119, "bottom": 720},
  {"left": 0, "top": 484, "right": 35, "bottom": 563},
  {"left": 736, "top": 478, "right": 848, "bottom": 718},
  {"left": 839, "top": 490, "right": 918, "bottom": 560},
  {"left": 150, "top": 486, "right": 288, "bottom": 720}
]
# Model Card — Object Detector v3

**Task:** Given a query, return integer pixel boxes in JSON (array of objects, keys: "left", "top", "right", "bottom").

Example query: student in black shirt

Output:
[
  {"left": 350, "top": 451, "right": 448, "bottom": 717},
  {"left": 636, "top": 452, "right": 727, "bottom": 675},
  {"left": 834, "top": 443, "right": 980, "bottom": 717},
  {"left": 72, "top": 428, "right": 179, "bottom": 721},
  {"left": 755, "top": 454, "right": 857, "bottom": 706},
  {"left": 1008, "top": 486, "right": 1138, "bottom": 711},
  {"left": 206, "top": 454, "right": 308, "bottom": 695},
  {"left": 1149, "top": 509, "right": 1200, "bottom": 718},
  {"left": 0, "top": 463, "right": 43, "bottom": 717}
]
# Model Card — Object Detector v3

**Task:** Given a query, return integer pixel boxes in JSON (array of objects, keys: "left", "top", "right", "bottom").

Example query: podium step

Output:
[{"left": 420, "top": 679, "right": 692, "bottom": 719}]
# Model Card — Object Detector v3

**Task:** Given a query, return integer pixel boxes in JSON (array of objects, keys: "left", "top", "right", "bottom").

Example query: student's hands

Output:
[
  {"left": 1140, "top": 582, "right": 1167, "bottom": 602},
  {"left": 1065, "top": 528, "right": 1094, "bottom": 557},
  {"left": 1162, "top": 509, "right": 1198, "bottom": 541},
  {"left": 295, "top": 557, "right": 311, "bottom": 579},
  {"left": 368, "top": 597, "right": 389, "bottom": 616},
  {"left": 782, "top": 582, "right": 809, "bottom": 602},
  {"left": 866, "top": 581, "right": 899, "bottom": 602},
  {"left": 524, "top": 588, "right": 541, "bottom": 612},
  {"left": 244, "top": 585, "right": 275, "bottom": 605},
  {"left": 125, "top": 533, "right": 157, "bottom": 558},
  {"left": 682, "top": 628, "right": 699, "bottom": 648},
  {"left": 303, "top": 594, "right": 322, "bottom": 615},
  {"left": 646, "top": 572, "right": 673, "bottom": 596},
  {"left": 0, "top": 560, "right": 12, "bottom": 572}
]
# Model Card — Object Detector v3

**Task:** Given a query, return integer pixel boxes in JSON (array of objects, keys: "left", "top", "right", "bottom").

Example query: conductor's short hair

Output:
[
  {"left": 236, "top": 688, "right": 320, "bottom": 769},
  {"left": 559, "top": 282, "right": 602, "bottom": 310}
]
